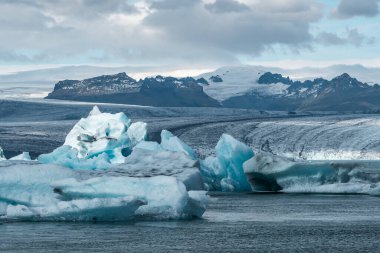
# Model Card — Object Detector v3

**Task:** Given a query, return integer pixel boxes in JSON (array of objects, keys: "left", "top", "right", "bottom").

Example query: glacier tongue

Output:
[{"left": 244, "top": 152, "right": 380, "bottom": 195}]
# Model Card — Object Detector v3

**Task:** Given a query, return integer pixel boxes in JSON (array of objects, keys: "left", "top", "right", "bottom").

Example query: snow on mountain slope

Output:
[
  {"left": 197, "top": 65, "right": 380, "bottom": 102},
  {"left": 197, "top": 65, "right": 289, "bottom": 102},
  {"left": 284, "top": 65, "right": 380, "bottom": 85}
]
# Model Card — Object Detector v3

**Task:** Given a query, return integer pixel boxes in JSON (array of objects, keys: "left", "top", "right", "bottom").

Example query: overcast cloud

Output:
[
  {"left": 0, "top": 0, "right": 377, "bottom": 67},
  {"left": 333, "top": 0, "right": 379, "bottom": 19}
]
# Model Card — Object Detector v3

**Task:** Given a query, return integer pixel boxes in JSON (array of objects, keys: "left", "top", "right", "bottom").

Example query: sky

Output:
[{"left": 0, "top": 0, "right": 380, "bottom": 72}]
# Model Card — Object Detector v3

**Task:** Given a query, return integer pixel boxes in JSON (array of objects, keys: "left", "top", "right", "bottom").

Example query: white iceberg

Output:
[
  {"left": 5, "top": 196, "right": 145, "bottom": 222},
  {"left": 38, "top": 106, "right": 147, "bottom": 170},
  {"left": 244, "top": 152, "right": 380, "bottom": 195},
  {"left": 115, "top": 148, "right": 204, "bottom": 191},
  {"left": 0, "top": 161, "right": 75, "bottom": 207},
  {"left": 0, "top": 108, "right": 210, "bottom": 221},
  {"left": 160, "top": 130, "right": 196, "bottom": 159},
  {"left": 200, "top": 134, "right": 254, "bottom": 192},
  {"left": 10, "top": 152, "right": 32, "bottom": 161},
  {"left": 0, "top": 161, "right": 207, "bottom": 221},
  {"left": 52, "top": 176, "right": 207, "bottom": 219}
]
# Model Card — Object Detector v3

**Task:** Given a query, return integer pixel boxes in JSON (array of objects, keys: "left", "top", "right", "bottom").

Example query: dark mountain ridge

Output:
[
  {"left": 46, "top": 71, "right": 380, "bottom": 111},
  {"left": 46, "top": 73, "right": 220, "bottom": 107}
]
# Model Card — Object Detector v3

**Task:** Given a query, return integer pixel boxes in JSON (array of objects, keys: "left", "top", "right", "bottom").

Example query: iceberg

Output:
[
  {"left": 38, "top": 106, "right": 147, "bottom": 170},
  {"left": 244, "top": 152, "right": 380, "bottom": 195},
  {"left": 160, "top": 130, "right": 197, "bottom": 159},
  {"left": 52, "top": 176, "right": 207, "bottom": 219},
  {"left": 5, "top": 196, "right": 145, "bottom": 222},
  {"left": 10, "top": 152, "right": 32, "bottom": 161},
  {"left": 0, "top": 161, "right": 75, "bottom": 207},
  {"left": 0, "top": 161, "right": 207, "bottom": 221},
  {"left": 0, "top": 146, "right": 5, "bottom": 161},
  {"left": 1, "top": 107, "right": 210, "bottom": 221},
  {"left": 115, "top": 148, "right": 204, "bottom": 191},
  {"left": 200, "top": 134, "right": 254, "bottom": 192},
  {"left": 39, "top": 145, "right": 114, "bottom": 170}
]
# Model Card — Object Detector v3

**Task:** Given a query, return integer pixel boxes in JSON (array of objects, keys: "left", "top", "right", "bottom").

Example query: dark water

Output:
[{"left": 1, "top": 194, "right": 380, "bottom": 252}]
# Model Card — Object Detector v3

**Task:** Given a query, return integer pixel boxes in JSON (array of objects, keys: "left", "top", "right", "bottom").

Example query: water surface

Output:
[{"left": 1, "top": 194, "right": 380, "bottom": 252}]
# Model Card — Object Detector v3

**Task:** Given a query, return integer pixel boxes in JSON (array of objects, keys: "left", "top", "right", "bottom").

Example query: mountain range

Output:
[
  {"left": 45, "top": 66, "right": 380, "bottom": 111},
  {"left": 46, "top": 73, "right": 218, "bottom": 107}
]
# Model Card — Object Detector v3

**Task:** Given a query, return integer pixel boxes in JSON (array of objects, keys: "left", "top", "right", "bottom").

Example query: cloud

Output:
[
  {"left": 316, "top": 29, "right": 375, "bottom": 47},
  {"left": 149, "top": 0, "right": 199, "bottom": 10},
  {"left": 333, "top": 0, "right": 379, "bottom": 19},
  {"left": 0, "top": 0, "right": 324, "bottom": 66},
  {"left": 205, "top": 0, "right": 250, "bottom": 13}
]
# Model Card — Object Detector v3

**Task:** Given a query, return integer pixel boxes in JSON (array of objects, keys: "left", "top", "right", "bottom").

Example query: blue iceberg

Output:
[{"left": 200, "top": 134, "right": 254, "bottom": 192}]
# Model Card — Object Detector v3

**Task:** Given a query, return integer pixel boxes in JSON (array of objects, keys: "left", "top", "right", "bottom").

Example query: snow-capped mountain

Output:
[
  {"left": 46, "top": 73, "right": 218, "bottom": 107},
  {"left": 197, "top": 65, "right": 380, "bottom": 102},
  {"left": 45, "top": 65, "right": 380, "bottom": 111},
  {"left": 195, "top": 65, "right": 380, "bottom": 111},
  {"left": 51, "top": 73, "right": 140, "bottom": 95},
  {"left": 223, "top": 72, "right": 380, "bottom": 111}
]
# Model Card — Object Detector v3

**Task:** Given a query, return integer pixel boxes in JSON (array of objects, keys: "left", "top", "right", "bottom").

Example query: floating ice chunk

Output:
[
  {"left": 0, "top": 161, "right": 75, "bottom": 207},
  {"left": 52, "top": 176, "right": 207, "bottom": 219},
  {"left": 64, "top": 107, "right": 130, "bottom": 158},
  {"left": 89, "top": 105, "right": 101, "bottom": 116},
  {"left": 39, "top": 107, "right": 147, "bottom": 170},
  {"left": 200, "top": 134, "right": 254, "bottom": 192},
  {"left": 0, "top": 146, "right": 5, "bottom": 161},
  {"left": 0, "top": 161, "right": 208, "bottom": 221},
  {"left": 127, "top": 122, "right": 148, "bottom": 145},
  {"left": 114, "top": 148, "right": 204, "bottom": 191},
  {"left": 134, "top": 141, "right": 164, "bottom": 152},
  {"left": 39, "top": 146, "right": 113, "bottom": 170},
  {"left": 10, "top": 152, "right": 31, "bottom": 161},
  {"left": 187, "top": 191, "right": 209, "bottom": 218},
  {"left": 160, "top": 130, "right": 196, "bottom": 159},
  {"left": 244, "top": 152, "right": 380, "bottom": 194},
  {"left": 4, "top": 197, "right": 145, "bottom": 222}
]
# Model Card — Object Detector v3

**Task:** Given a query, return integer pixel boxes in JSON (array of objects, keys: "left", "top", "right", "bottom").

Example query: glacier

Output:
[
  {"left": 200, "top": 134, "right": 254, "bottom": 192},
  {"left": 244, "top": 152, "right": 380, "bottom": 195}
]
